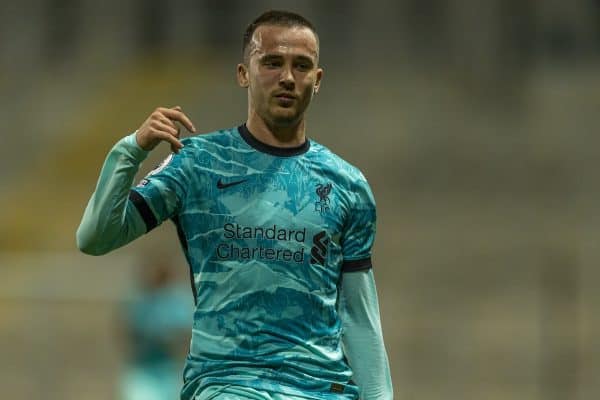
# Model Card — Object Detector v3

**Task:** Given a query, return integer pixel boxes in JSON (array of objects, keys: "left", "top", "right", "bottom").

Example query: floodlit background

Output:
[{"left": 1, "top": 1, "right": 600, "bottom": 399}]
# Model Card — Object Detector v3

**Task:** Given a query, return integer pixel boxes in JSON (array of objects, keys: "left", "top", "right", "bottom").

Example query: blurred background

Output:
[{"left": 1, "top": 0, "right": 599, "bottom": 399}]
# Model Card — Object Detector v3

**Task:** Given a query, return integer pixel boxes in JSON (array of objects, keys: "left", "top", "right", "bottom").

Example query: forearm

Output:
[
  {"left": 76, "top": 133, "right": 149, "bottom": 255},
  {"left": 340, "top": 269, "right": 393, "bottom": 399}
]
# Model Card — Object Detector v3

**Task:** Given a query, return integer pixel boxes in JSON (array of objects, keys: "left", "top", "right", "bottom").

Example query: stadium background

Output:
[{"left": 1, "top": 1, "right": 599, "bottom": 399}]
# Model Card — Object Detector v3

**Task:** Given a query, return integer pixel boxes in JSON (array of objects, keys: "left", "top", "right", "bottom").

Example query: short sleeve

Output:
[
  {"left": 341, "top": 175, "right": 376, "bottom": 272},
  {"left": 129, "top": 143, "right": 192, "bottom": 232}
]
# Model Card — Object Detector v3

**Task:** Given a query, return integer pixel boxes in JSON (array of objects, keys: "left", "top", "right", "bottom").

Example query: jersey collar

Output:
[{"left": 238, "top": 124, "right": 310, "bottom": 157}]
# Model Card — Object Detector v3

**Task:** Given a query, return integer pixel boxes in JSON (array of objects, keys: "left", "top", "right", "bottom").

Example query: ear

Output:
[
  {"left": 313, "top": 67, "right": 324, "bottom": 94},
  {"left": 237, "top": 63, "right": 249, "bottom": 88}
]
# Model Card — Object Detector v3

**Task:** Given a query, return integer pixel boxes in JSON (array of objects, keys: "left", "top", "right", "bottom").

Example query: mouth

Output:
[
  {"left": 274, "top": 92, "right": 297, "bottom": 108},
  {"left": 274, "top": 92, "right": 297, "bottom": 100}
]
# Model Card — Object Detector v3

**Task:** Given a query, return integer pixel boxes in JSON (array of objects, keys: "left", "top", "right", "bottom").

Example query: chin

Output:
[{"left": 270, "top": 111, "right": 300, "bottom": 125}]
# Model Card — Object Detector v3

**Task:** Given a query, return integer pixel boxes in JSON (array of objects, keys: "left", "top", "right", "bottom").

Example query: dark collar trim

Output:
[{"left": 237, "top": 124, "right": 310, "bottom": 157}]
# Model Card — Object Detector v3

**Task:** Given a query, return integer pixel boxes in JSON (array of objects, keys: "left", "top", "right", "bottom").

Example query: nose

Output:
[{"left": 279, "top": 65, "right": 295, "bottom": 90}]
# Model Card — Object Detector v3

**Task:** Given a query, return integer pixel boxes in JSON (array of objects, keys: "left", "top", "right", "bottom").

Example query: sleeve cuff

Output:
[
  {"left": 120, "top": 131, "right": 150, "bottom": 162},
  {"left": 342, "top": 257, "right": 372, "bottom": 272}
]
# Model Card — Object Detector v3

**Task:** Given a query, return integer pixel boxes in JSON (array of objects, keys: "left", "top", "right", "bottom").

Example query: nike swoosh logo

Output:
[{"left": 217, "top": 178, "right": 247, "bottom": 189}]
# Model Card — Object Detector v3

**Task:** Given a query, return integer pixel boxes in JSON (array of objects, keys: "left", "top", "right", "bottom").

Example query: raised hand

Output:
[{"left": 135, "top": 106, "right": 196, "bottom": 153}]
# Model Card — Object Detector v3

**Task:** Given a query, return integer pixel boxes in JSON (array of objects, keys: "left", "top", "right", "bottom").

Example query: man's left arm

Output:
[
  {"left": 338, "top": 171, "right": 393, "bottom": 399},
  {"left": 340, "top": 268, "right": 393, "bottom": 399}
]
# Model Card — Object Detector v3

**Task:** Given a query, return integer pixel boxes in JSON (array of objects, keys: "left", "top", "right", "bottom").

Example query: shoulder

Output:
[
  {"left": 308, "top": 140, "right": 372, "bottom": 196},
  {"left": 180, "top": 126, "right": 239, "bottom": 150},
  {"left": 172, "top": 126, "right": 243, "bottom": 165}
]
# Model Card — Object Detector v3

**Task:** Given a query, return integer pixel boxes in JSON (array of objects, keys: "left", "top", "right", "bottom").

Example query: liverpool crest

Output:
[{"left": 314, "top": 183, "right": 332, "bottom": 214}]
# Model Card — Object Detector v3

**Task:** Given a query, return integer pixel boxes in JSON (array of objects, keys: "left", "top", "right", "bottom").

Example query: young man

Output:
[{"left": 77, "top": 10, "right": 393, "bottom": 400}]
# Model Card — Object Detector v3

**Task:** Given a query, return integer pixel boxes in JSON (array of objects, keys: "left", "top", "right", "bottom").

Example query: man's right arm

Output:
[
  {"left": 76, "top": 133, "right": 151, "bottom": 255},
  {"left": 76, "top": 106, "right": 196, "bottom": 255}
]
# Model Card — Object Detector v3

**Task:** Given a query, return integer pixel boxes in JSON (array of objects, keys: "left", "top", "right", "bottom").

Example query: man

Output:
[{"left": 77, "top": 10, "right": 393, "bottom": 400}]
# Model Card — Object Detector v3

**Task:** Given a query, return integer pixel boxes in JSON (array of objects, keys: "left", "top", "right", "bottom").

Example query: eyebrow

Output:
[
  {"left": 260, "top": 54, "right": 283, "bottom": 61},
  {"left": 259, "top": 53, "right": 315, "bottom": 64},
  {"left": 294, "top": 55, "right": 314, "bottom": 65}
]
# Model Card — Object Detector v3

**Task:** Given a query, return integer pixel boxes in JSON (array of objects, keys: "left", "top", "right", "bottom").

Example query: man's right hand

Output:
[{"left": 135, "top": 106, "right": 196, "bottom": 153}]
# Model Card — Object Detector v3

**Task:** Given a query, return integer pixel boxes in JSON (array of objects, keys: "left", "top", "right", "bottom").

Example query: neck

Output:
[{"left": 246, "top": 111, "right": 306, "bottom": 148}]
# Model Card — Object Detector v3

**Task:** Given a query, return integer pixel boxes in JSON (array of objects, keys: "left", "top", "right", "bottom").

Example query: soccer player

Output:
[{"left": 77, "top": 10, "right": 393, "bottom": 400}]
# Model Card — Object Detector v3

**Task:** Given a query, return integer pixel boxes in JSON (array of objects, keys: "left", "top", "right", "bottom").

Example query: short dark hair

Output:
[{"left": 242, "top": 10, "right": 319, "bottom": 63}]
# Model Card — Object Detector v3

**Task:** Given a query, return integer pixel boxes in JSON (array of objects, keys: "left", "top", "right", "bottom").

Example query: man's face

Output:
[{"left": 238, "top": 25, "right": 323, "bottom": 128}]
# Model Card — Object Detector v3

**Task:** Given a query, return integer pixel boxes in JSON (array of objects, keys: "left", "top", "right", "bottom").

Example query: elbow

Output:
[
  {"left": 76, "top": 226, "right": 109, "bottom": 256},
  {"left": 77, "top": 237, "right": 107, "bottom": 256},
  {"left": 77, "top": 242, "right": 108, "bottom": 256}
]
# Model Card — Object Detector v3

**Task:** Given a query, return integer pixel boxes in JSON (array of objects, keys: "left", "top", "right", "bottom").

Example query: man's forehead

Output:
[{"left": 249, "top": 25, "right": 319, "bottom": 58}]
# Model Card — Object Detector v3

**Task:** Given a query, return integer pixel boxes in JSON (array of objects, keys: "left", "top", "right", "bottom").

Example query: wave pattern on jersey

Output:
[{"left": 132, "top": 126, "right": 375, "bottom": 400}]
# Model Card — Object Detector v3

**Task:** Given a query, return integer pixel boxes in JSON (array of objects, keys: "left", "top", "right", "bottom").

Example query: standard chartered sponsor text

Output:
[{"left": 217, "top": 223, "right": 306, "bottom": 263}]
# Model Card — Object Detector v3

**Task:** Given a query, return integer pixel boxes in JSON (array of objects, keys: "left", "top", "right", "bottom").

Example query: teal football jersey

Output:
[{"left": 129, "top": 125, "right": 376, "bottom": 399}]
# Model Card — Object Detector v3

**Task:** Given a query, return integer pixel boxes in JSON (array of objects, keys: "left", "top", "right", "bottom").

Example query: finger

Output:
[
  {"left": 170, "top": 106, "right": 185, "bottom": 134},
  {"left": 155, "top": 131, "right": 184, "bottom": 153},
  {"left": 159, "top": 117, "right": 181, "bottom": 138},
  {"left": 153, "top": 120, "right": 179, "bottom": 136},
  {"left": 158, "top": 114, "right": 177, "bottom": 130},
  {"left": 159, "top": 107, "right": 196, "bottom": 133}
]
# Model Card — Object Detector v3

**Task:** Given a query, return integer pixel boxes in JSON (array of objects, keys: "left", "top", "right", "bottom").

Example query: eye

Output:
[
  {"left": 294, "top": 59, "right": 314, "bottom": 71},
  {"left": 263, "top": 59, "right": 282, "bottom": 68}
]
